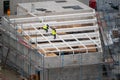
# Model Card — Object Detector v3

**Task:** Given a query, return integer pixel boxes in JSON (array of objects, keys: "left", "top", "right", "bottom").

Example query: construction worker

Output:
[
  {"left": 42, "top": 24, "right": 49, "bottom": 32},
  {"left": 52, "top": 28, "right": 56, "bottom": 39},
  {"left": 7, "top": 8, "right": 10, "bottom": 16}
]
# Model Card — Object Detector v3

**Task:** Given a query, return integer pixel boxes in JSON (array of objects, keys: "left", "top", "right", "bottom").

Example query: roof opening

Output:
[
  {"left": 45, "top": 10, "right": 52, "bottom": 13},
  {"left": 55, "top": 0, "right": 67, "bottom": 3},
  {"left": 63, "top": 5, "right": 83, "bottom": 10},
  {"left": 72, "top": 5, "right": 83, "bottom": 10},
  {"left": 36, "top": 8, "right": 47, "bottom": 11}
]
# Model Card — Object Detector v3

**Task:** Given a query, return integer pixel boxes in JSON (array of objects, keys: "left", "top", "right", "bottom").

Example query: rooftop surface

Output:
[{"left": 17, "top": 0, "right": 91, "bottom": 15}]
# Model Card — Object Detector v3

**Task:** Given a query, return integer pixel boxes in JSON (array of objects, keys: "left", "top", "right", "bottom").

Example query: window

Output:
[
  {"left": 62, "top": 5, "right": 83, "bottom": 10},
  {"left": 55, "top": 0, "right": 67, "bottom": 3},
  {"left": 3, "top": 1, "right": 10, "bottom": 14}
]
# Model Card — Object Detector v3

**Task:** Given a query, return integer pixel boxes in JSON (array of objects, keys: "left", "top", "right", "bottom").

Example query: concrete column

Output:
[{"left": 0, "top": 0, "right": 4, "bottom": 16}]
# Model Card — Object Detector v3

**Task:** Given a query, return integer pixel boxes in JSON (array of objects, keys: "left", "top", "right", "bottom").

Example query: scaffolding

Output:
[
  {"left": 9, "top": 11, "right": 102, "bottom": 56},
  {"left": 0, "top": 17, "right": 43, "bottom": 78}
]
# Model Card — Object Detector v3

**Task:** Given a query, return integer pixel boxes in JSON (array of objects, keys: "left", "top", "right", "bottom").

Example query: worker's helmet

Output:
[{"left": 46, "top": 24, "right": 49, "bottom": 27}]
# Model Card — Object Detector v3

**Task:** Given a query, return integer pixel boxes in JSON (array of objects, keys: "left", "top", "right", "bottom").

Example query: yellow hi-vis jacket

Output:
[
  {"left": 43, "top": 25, "right": 48, "bottom": 30},
  {"left": 52, "top": 29, "right": 56, "bottom": 35}
]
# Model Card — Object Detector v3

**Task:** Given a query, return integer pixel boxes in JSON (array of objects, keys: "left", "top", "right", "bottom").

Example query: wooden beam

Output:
[
  {"left": 37, "top": 39, "right": 100, "bottom": 49},
  {"left": 16, "top": 18, "right": 97, "bottom": 29},
  {"left": 10, "top": 12, "right": 95, "bottom": 23},
  {"left": 28, "top": 32, "right": 99, "bottom": 43},
  {"left": 22, "top": 25, "right": 98, "bottom": 36}
]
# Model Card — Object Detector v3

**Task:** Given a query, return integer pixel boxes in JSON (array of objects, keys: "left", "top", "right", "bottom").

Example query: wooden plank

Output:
[
  {"left": 46, "top": 53, "right": 57, "bottom": 57},
  {"left": 22, "top": 25, "right": 98, "bottom": 36},
  {"left": 41, "top": 44, "right": 97, "bottom": 53},
  {"left": 24, "top": 35, "right": 30, "bottom": 40},
  {"left": 86, "top": 44, "right": 97, "bottom": 51},
  {"left": 38, "top": 49, "right": 57, "bottom": 57},
  {"left": 55, "top": 16, "right": 94, "bottom": 22},
  {"left": 45, "top": 47, "right": 97, "bottom": 54},
  {"left": 10, "top": 11, "right": 95, "bottom": 23},
  {"left": 45, "top": 48, "right": 57, "bottom": 51},
  {"left": 31, "top": 44, "right": 37, "bottom": 48},
  {"left": 29, "top": 32, "right": 99, "bottom": 43},
  {"left": 17, "top": 29, "right": 22, "bottom": 33},
  {"left": 38, "top": 49, "right": 45, "bottom": 54},
  {"left": 37, "top": 39, "right": 100, "bottom": 49},
  {"left": 23, "top": 27, "right": 35, "bottom": 30},
  {"left": 20, "top": 23, "right": 94, "bottom": 30},
  {"left": 78, "top": 45, "right": 97, "bottom": 52},
  {"left": 16, "top": 18, "right": 97, "bottom": 29}
]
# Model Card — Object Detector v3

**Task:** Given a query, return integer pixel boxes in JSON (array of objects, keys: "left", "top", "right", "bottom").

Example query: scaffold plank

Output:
[
  {"left": 16, "top": 18, "right": 97, "bottom": 29},
  {"left": 45, "top": 46, "right": 98, "bottom": 53},
  {"left": 10, "top": 12, "right": 95, "bottom": 23},
  {"left": 37, "top": 39, "right": 100, "bottom": 49},
  {"left": 22, "top": 25, "right": 98, "bottom": 36},
  {"left": 28, "top": 32, "right": 99, "bottom": 43}
]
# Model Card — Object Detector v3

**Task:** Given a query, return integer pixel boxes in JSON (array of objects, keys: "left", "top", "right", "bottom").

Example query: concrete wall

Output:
[
  {"left": 0, "top": 34, "right": 40, "bottom": 76},
  {"left": 41, "top": 64, "right": 103, "bottom": 80},
  {"left": 0, "top": 0, "right": 4, "bottom": 16},
  {"left": 0, "top": 23, "right": 43, "bottom": 77},
  {"left": 44, "top": 52, "right": 103, "bottom": 68}
]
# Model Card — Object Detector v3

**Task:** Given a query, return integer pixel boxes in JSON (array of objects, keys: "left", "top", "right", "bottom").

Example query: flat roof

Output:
[{"left": 18, "top": 0, "right": 91, "bottom": 14}]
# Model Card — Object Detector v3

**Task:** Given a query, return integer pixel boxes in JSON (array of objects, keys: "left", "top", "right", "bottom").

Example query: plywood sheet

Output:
[
  {"left": 46, "top": 53, "right": 57, "bottom": 57},
  {"left": 17, "top": 29, "right": 22, "bottom": 33},
  {"left": 24, "top": 35, "right": 30, "bottom": 40}
]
